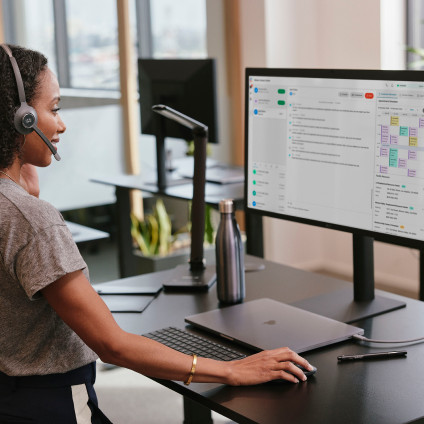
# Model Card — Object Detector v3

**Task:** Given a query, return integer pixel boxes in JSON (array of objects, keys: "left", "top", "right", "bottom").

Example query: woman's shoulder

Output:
[{"left": 0, "top": 180, "right": 65, "bottom": 233}]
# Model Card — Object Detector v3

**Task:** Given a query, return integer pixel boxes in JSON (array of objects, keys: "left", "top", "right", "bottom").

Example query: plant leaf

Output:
[
  {"left": 407, "top": 59, "right": 424, "bottom": 69},
  {"left": 155, "top": 199, "right": 172, "bottom": 255},
  {"left": 406, "top": 46, "right": 424, "bottom": 57},
  {"left": 130, "top": 213, "right": 149, "bottom": 255},
  {"left": 147, "top": 215, "right": 159, "bottom": 255},
  {"left": 204, "top": 204, "right": 214, "bottom": 244}
]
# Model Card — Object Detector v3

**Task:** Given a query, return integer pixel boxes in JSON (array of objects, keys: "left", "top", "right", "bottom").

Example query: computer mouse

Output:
[
  {"left": 267, "top": 364, "right": 317, "bottom": 384},
  {"left": 295, "top": 364, "right": 317, "bottom": 378}
]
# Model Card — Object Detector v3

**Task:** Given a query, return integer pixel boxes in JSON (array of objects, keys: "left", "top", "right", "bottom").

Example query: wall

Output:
[
  {"left": 381, "top": 0, "right": 406, "bottom": 70},
  {"left": 37, "top": 103, "right": 125, "bottom": 211},
  {"left": 264, "top": 0, "right": 381, "bottom": 68},
  {"left": 205, "top": 0, "right": 232, "bottom": 164},
  {"left": 206, "top": 0, "right": 267, "bottom": 165},
  {"left": 252, "top": 0, "right": 419, "bottom": 297}
]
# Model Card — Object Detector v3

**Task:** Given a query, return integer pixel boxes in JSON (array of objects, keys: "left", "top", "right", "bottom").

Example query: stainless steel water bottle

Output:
[{"left": 215, "top": 199, "right": 245, "bottom": 304}]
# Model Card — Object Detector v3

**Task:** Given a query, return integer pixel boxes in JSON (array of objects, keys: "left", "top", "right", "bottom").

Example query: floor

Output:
[{"left": 79, "top": 238, "right": 231, "bottom": 424}]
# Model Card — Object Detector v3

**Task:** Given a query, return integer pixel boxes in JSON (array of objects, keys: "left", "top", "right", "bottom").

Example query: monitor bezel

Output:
[{"left": 244, "top": 67, "right": 424, "bottom": 250}]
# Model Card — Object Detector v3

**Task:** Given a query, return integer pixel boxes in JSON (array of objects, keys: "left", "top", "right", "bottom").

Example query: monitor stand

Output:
[{"left": 292, "top": 235, "right": 406, "bottom": 324}]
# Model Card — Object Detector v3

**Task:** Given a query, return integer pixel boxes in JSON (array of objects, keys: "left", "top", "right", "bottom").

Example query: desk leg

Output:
[
  {"left": 183, "top": 397, "right": 213, "bottom": 424},
  {"left": 115, "top": 187, "right": 138, "bottom": 278}
]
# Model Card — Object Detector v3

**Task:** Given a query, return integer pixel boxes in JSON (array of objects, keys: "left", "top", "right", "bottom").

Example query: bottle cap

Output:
[{"left": 219, "top": 198, "right": 234, "bottom": 213}]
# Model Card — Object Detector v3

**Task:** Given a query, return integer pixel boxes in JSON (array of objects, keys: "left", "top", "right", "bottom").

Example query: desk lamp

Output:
[{"left": 152, "top": 105, "right": 216, "bottom": 290}]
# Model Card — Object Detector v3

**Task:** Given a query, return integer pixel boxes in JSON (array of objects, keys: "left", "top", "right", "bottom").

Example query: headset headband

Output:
[{"left": 0, "top": 44, "right": 27, "bottom": 105}]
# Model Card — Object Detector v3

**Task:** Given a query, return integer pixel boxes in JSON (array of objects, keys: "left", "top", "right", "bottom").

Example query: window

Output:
[
  {"left": 407, "top": 0, "right": 424, "bottom": 69},
  {"left": 65, "top": 0, "right": 128, "bottom": 89},
  {"left": 2, "top": 0, "right": 57, "bottom": 76},
  {"left": 2, "top": 0, "right": 207, "bottom": 90},
  {"left": 150, "top": 0, "right": 207, "bottom": 58}
]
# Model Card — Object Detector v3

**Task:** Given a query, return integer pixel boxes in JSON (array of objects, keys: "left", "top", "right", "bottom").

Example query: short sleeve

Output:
[{"left": 15, "top": 224, "right": 88, "bottom": 299}]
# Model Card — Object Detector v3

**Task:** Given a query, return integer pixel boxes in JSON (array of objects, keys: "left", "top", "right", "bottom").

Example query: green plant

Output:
[
  {"left": 131, "top": 199, "right": 172, "bottom": 257},
  {"left": 406, "top": 46, "right": 424, "bottom": 69},
  {"left": 131, "top": 199, "right": 216, "bottom": 257},
  {"left": 132, "top": 141, "right": 216, "bottom": 257}
]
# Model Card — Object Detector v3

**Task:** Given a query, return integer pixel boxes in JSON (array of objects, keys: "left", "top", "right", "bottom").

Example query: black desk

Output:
[
  {"left": 102, "top": 256, "right": 424, "bottom": 424},
  {"left": 92, "top": 169, "right": 263, "bottom": 278}
]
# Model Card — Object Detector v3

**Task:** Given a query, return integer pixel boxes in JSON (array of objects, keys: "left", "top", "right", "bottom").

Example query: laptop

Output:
[{"left": 185, "top": 298, "right": 364, "bottom": 354}]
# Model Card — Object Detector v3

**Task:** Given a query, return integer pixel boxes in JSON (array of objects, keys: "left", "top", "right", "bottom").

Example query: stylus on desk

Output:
[{"left": 338, "top": 351, "right": 407, "bottom": 362}]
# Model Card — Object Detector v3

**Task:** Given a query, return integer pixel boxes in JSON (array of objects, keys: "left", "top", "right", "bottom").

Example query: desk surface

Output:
[
  {"left": 91, "top": 173, "right": 244, "bottom": 208},
  {"left": 65, "top": 221, "right": 109, "bottom": 245},
  {"left": 104, "top": 256, "right": 424, "bottom": 424}
]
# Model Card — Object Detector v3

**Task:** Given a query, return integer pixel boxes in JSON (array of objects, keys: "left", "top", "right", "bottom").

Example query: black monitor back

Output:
[{"left": 138, "top": 58, "right": 218, "bottom": 144}]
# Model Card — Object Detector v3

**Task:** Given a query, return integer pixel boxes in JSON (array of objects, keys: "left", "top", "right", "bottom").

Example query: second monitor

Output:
[{"left": 138, "top": 58, "right": 219, "bottom": 189}]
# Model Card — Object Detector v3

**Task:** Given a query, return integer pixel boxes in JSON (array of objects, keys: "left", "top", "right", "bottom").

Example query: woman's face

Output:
[{"left": 22, "top": 67, "right": 66, "bottom": 167}]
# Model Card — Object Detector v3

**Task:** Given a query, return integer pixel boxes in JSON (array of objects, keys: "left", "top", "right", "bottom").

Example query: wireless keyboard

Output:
[{"left": 143, "top": 327, "right": 247, "bottom": 361}]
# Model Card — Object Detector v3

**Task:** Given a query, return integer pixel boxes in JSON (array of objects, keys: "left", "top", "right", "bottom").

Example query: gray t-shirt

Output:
[{"left": 0, "top": 179, "right": 98, "bottom": 376}]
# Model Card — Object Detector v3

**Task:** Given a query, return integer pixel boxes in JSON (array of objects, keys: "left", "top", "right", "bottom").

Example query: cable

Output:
[{"left": 353, "top": 334, "right": 424, "bottom": 344}]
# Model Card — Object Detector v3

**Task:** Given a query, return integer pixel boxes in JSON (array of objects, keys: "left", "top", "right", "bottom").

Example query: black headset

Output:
[{"left": 0, "top": 44, "right": 61, "bottom": 161}]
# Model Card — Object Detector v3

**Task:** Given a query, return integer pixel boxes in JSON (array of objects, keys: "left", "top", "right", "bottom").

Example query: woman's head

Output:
[{"left": 0, "top": 44, "right": 58, "bottom": 169}]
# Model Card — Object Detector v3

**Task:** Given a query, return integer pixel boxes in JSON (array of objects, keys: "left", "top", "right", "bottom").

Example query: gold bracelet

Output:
[{"left": 184, "top": 354, "right": 197, "bottom": 386}]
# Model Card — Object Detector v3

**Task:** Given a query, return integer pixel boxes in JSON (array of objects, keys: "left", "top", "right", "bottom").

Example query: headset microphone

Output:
[{"left": 0, "top": 44, "right": 61, "bottom": 161}]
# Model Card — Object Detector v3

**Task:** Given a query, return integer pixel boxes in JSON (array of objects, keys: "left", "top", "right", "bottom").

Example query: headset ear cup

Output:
[{"left": 14, "top": 103, "right": 38, "bottom": 135}]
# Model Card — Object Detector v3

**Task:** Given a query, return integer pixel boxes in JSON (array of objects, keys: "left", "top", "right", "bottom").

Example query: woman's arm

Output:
[{"left": 42, "top": 270, "right": 313, "bottom": 385}]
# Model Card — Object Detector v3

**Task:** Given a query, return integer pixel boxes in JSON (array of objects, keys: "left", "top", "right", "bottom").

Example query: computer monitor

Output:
[
  {"left": 138, "top": 58, "right": 218, "bottom": 189},
  {"left": 245, "top": 68, "right": 424, "bottom": 323}
]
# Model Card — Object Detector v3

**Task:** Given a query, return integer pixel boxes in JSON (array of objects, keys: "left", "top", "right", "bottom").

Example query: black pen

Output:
[{"left": 337, "top": 351, "right": 407, "bottom": 362}]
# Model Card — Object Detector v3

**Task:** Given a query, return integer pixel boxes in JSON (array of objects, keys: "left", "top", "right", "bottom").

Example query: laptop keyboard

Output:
[{"left": 143, "top": 327, "right": 247, "bottom": 361}]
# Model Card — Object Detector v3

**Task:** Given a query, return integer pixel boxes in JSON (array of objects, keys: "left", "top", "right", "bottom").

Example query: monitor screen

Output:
[
  {"left": 138, "top": 58, "right": 218, "bottom": 144},
  {"left": 245, "top": 68, "right": 424, "bottom": 249}
]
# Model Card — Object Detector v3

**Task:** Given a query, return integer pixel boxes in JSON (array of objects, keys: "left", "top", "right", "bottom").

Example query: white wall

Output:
[
  {"left": 205, "top": 0, "right": 232, "bottom": 164},
  {"left": 206, "top": 0, "right": 267, "bottom": 164},
  {"left": 264, "top": 0, "right": 381, "bottom": 69},
  {"left": 381, "top": 0, "right": 406, "bottom": 70},
  {"left": 240, "top": 0, "right": 267, "bottom": 68},
  {"left": 38, "top": 104, "right": 126, "bottom": 210},
  {"left": 240, "top": 0, "right": 419, "bottom": 297}
]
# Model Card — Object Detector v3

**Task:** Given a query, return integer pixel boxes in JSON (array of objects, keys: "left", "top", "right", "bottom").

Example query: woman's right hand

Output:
[{"left": 224, "top": 348, "right": 314, "bottom": 385}]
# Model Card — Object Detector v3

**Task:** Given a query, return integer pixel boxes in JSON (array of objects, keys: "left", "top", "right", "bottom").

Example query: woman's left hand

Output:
[{"left": 20, "top": 164, "right": 40, "bottom": 197}]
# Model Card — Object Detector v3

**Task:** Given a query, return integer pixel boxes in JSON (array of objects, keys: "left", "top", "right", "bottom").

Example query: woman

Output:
[{"left": 0, "top": 44, "right": 314, "bottom": 423}]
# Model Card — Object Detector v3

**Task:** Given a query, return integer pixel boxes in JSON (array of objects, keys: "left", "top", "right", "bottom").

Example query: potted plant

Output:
[{"left": 130, "top": 198, "right": 216, "bottom": 274}]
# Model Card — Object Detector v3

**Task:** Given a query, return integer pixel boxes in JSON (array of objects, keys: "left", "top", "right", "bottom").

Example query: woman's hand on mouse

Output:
[{"left": 224, "top": 347, "right": 314, "bottom": 385}]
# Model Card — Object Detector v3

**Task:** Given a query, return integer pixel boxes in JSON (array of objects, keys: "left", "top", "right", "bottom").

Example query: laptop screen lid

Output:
[{"left": 185, "top": 298, "right": 364, "bottom": 353}]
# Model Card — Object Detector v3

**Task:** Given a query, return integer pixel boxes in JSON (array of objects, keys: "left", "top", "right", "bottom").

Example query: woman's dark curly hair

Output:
[{"left": 0, "top": 44, "right": 48, "bottom": 169}]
